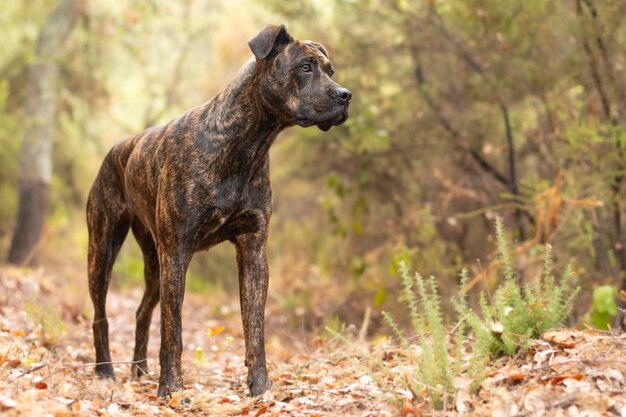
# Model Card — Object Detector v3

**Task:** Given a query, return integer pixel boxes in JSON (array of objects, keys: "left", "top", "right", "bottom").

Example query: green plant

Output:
[
  {"left": 385, "top": 218, "right": 578, "bottom": 409},
  {"left": 381, "top": 261, "right": 479, "bottom": 409},
  {"left": 325, "top": 260, "right": 467, "bottom": 409},
  {"left": 330, "top": 218, "right": 579, "bottom": 410},
  {"left": 585, "top": 285, "right": 618, "bottom": 330},
  {"left": 456, "top": 218, "right": 579, "bottom": 357}
]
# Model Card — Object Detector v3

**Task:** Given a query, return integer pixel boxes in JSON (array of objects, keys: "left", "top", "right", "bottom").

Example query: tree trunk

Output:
[{"left": 7, "top": 0, "right": 81, "bottom": 265}]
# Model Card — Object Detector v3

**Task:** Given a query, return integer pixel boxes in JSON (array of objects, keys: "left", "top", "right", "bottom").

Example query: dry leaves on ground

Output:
[
  {"left": 0, "top": 267, "right": 394, "bottom": 416},
  {"left": 3, "top": 266, "right": 626, "bottom": 416}
]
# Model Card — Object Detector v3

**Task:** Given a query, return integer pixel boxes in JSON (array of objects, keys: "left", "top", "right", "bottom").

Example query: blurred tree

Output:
[
  {"left": 7, "top": 0, "right": 81, "bottom": 265},
  {"left": 259, "top": 0, "right": 626, "bottom": 322},
  {"left": 0, "top": 0, "right": 624, "bottom": 328}
]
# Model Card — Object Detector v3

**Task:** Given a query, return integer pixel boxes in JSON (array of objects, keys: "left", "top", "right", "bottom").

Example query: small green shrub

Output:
[
  {"left": 456, "top": 218, "right": 579, "bottom": 357},
  {"left": 381, "top": 261, "right": 477, "bottom": 409},
  {"left": 377, "top": 218, "right": 578, "bottom": 410}
]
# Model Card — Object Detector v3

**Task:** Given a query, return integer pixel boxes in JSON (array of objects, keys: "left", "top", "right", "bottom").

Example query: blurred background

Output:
[{"left": 1, "top": 0, "right": 625, "bottom": 334}]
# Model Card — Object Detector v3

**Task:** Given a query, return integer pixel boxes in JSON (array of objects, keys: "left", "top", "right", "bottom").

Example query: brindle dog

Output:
[{"left": 86, "top": 24, "right": 351, "bottom": 397}]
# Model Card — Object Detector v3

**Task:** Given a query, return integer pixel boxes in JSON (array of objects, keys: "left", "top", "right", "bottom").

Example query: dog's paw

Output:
[
  {"left": 95, "top": 364, "right": 116, "bottom": 380},
  {"left": 157, "top": 376, "right": 183, "bottom": 398},
  {"left": 247, "top": 372, "right": 272, "bottom": 397}
]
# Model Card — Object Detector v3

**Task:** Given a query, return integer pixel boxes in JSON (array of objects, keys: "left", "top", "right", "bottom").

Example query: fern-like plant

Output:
[
  {"left": 331, "top": 218, "right": 578, "bottom": 411},
  {"left": 456, "top": 217, "right": 579, "bottom": 357},
  {"left": 382, "top": 262, "right": 474, "bottom": 409}
]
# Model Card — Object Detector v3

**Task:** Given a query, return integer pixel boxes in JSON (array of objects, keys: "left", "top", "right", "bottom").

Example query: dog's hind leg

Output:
[
  {"left": 86, "top": 171, "right": 131, "bottom": 379},
  {"left": 131, "top": 220, "right": 160, "bottom": 378}
]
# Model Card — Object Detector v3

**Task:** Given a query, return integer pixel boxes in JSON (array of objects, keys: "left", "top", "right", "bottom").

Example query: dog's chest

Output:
[{"left": 189, "top": 176, "right": 270, "bottom": 251}]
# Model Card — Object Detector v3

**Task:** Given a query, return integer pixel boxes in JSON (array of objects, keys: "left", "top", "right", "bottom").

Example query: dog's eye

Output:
[
  {"left": 300, "top": 64, "right": 312, "bottom": 73},
  {"left": 328, "top": 69, "right": 335, "bottom": 77}
]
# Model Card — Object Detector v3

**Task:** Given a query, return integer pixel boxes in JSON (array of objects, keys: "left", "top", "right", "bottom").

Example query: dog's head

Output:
[{"left": 249, "top": 24, "right": 351, "bottom": 131}]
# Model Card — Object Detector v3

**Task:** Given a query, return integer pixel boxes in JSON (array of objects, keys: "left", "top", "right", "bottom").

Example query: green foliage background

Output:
[{"left": 1, "top": 0, "right": 625, "bottom": 330}]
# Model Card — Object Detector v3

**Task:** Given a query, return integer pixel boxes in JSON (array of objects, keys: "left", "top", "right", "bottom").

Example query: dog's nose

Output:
[{"left": 335, "top": 87, "right": 352, "bottom": 103}]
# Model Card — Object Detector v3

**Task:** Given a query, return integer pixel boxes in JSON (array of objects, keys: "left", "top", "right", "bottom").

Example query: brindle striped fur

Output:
[{"left": 86, "top": 24, "right": 351, "bottom": 397}]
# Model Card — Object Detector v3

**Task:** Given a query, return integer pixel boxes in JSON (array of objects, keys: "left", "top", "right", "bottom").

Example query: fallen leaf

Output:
[
  {"left": 539, "top": 374, "right": 583, "bottom": 385},
  {"left": 301, "top": 374, "right": 320, "bottom": 384},
  {"left": 606, "top": 369, "right": 623, "bottom": 382},
  {"left": 255, "top": 405, "right": 268, "bottom": 416},
  {"left": 7, "top": 359, "right": 21, "bottom": 368},
  {"left": 0, "top": 395, "right": 17, "bottom": 410},
  {"left": 505, "top": 373, "right": 526, "bottom": 383},
  {"left": 533, "top": 348, "right": 557, "bottom": 368},
  {"left": 562, "top": 377, "right": 591, "bottom": 391},
  {"left": 168, "top": 395, "right": 181, "bottom": 408},
  {"left": 207, "top": 325, "right": 225, "bottom": 336},
  {"left": 543, "top": 330, "right": 580, "bottom": 348},
  {"left": 456, "top": 389, "right": 472, "bottom": 414},
  {"left": 401, "top": 398, "right": 416, "bottom": 417},
  {"left": 50, "top": 404, "right": 72, "bottom": 417},
  {"left": 34, "top": 381, "right": 48, "bottom": 390},
  {"left": 596, "top": 377, "right": 611, "bottom": 392},
  {"left": 523, "top": 390, "right": 545, "bottom": 412},
  {"left": 107, "top": 403, "right": 119, "bottom": 414},
  {"left": 359, "top": 374, "right": 373, "bottom": 385},
  {"left": 194, "top": 347, "right": 204, "bottom": 362},
  {"left": 12, "top": 329, "right": 24, "bottom": 337}
]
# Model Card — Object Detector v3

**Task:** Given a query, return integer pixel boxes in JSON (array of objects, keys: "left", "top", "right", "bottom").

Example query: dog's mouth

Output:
[
  {"left": 317, "top": 110, "right": 348, "bottom": 132},
  {"left": 296, "top": 106, "right": 350, "bottom": 132}
]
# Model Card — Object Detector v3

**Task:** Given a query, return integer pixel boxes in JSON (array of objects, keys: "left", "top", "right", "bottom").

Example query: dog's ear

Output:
[{"left": 248, "top": 24, "right": 292, "bottom": 60}]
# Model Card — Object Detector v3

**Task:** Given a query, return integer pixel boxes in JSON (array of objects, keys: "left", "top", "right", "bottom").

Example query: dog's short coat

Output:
[{"left": 86, "top": 24, "right": 351, "bottom": 397}]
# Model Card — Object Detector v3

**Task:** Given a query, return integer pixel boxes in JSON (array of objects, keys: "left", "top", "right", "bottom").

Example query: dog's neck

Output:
[{"left": 199, "top": 58, "right": 287, "bottom": 174}]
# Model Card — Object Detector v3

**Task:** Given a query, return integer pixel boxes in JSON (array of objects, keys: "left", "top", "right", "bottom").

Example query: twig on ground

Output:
[
  {"left": 358, "top": 307, "right": 371, "bottom": 343},
  {"left": 8, "top": 359, "right": 145, "bottom": 383},
  {"left": 7, "top": 364, "right": 47, "bottom": 382}
]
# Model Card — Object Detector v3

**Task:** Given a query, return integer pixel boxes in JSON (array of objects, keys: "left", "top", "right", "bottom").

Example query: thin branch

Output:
[
  {"left": 575, "top": 0, "right": 612, "bottom": 123},
  {"left": 410, "top": 44, "right": 509, "bottom": 187},
  {"left": 581, "top": 0, "right": 625, "bottom": 121},
  {"left": 8, "top": 359, "right": 145, "bottom": 383},
  {"left": 425, "top": 6, "right": 527, "bottom": 237}
]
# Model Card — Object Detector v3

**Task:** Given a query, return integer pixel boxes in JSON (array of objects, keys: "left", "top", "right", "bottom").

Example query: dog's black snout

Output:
[{"left": 335, "top": 87, "right": 352, "bottom": 102}]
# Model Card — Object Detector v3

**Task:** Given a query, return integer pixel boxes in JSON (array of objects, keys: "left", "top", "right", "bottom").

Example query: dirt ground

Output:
[
  {"left": 0, "top": 267, "right": 395, "bottom": 416},
  {"left": 2, "top": 267, "right": 626, "bottom": 416}
]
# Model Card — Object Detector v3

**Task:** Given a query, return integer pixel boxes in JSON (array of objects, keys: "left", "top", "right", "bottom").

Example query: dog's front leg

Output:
[
  {"left": 157, "top": 249, "right": 191, "bottom": 397},
  {"left": 235, "top": 233, "right": 271, "bottom": 396}
]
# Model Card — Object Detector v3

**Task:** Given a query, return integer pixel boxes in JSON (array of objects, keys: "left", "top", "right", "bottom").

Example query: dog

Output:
[{"left": 86, "top": 24, "right": 351, "bottom": 397}]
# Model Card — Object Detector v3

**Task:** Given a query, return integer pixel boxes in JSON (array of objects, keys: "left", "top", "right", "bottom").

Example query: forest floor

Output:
[{"left": 2, "top": 267, "right": 626, "bottom": 417}]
